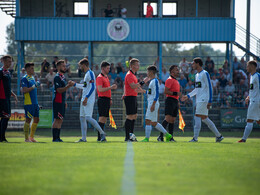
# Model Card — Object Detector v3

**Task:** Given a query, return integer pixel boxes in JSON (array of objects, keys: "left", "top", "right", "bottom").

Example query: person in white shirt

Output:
[
  {"left": 225, "top": 81, "right": 235, "bottom": 94},
  {"left": 161, "top": 67, "right": 169, "bottom": 83},
  {"left": 182, "top": 57, "right": 224, "bottom": 142},
  {"left": 211, "top": 75, "right": 219, "bottom": 95},
  {"left": 158, "top": 79, "right": 165, "bottom": 94},
  {"left": 141, "top": 65, "right": 172, "bottom": 142},
  {"left": 179, "top": 58, "right": 190, "bottom": 77},
  {"left": 45, "top": 68, "right": 55, "bottom": 88},
  {"left": 71, "top": 58, "right": 106, "bottom": 142},
  {"left": 238, "top": 61, "right": 260, "bottom": 142}
]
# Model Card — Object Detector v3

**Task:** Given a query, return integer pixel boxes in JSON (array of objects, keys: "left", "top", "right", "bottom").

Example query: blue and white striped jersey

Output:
[{"left": 147, "top": 78, "right": 159, "bottom": 103}]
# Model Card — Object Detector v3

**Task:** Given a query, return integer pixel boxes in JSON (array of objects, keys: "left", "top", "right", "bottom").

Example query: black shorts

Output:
[
  {"left": 0, "top": 99, "right": 11, "bottom": 118},
  {"left": 124, "top": 96, "right": 137, "bottom": 115},
  {"left": 53, "top": 102, "right": 65, "bottom": 120},
  {"left": 165, "top": 97, "right": 179, "bottom": 117},
  {"left": 98, "top": 97, "right": 111, "bottom": 117}
]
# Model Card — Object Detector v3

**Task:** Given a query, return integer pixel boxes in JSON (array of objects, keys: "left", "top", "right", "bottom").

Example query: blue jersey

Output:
[{"left": 21, "top": 75, "right": 38, "bottom": 105}]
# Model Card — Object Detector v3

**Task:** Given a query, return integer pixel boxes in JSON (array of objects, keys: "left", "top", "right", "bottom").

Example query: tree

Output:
[{"left": 5, "top": 22, "right": 17, "bottom": 54}]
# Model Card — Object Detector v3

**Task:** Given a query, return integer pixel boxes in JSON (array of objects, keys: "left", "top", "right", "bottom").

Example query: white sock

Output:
[
  {"left": 202, "top": 118, "right": 221, "bottom": 137},
  {"left": 80, "top": 116, "right": 87, "bottom": 141},
  {"left": 194, "top": 116, "right": 201, "bottom": 140},
  {"left": 145, "top": 125, "right": 152, "bottom": 139},
  {"left": 155, "top": 123, "right": 168, "bottom": 134},
  {"left": 85, "top": 116, "right": 105, "bottom": 134},
  {"left": 242, "top": 122, "right": 253, "bottom": 140}
]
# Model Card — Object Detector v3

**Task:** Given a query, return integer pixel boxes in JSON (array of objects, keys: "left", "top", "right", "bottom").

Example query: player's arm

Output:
[
  {"left": 55, "top": 77, "right": 71, "bottom": 93},
  {"left": 151, "top": 80, "right": 159, "bottom": 112},
  {"left": 97, "top": 77, "right": 117, "bottom": 92},
  {"left": 245, "top": 96, "right": 250, "bottom": 105},
  {"left": 129, "top": 82, "right": 140, "bottom": 89},
  {"left": 11, "top": 91, "right": 18, "bottom": 104}
]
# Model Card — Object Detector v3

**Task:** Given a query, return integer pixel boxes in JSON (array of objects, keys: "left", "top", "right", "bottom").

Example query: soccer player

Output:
[
  {"left": 141, "top": 66, "right": 173, "bottom": 142},
  {"left": 157, "top": 65, "right": 180, "bottom": 142},
  {"left": 123, "top": 58, "right": 149, "bottom": 141},
  {"left": 96, "top": 61, "right": 117, "bottom": 141},
  {"left": 238, "top": 61, "right": 260, "bottom": 142},
  {"left": 182, "top": 57, "right": 224, "bottom": 142},
  {"left": 0, "top": 55, "right": 18, "bottom": 142},
  {"left": 21, "top": 63, "right": 41, "bottom": 142},
  {"left": 72, "top": 58, "right": 107, "bottom": 142},
  {"left": 52, "top": 60, "right": 74, "bottom": 142}
]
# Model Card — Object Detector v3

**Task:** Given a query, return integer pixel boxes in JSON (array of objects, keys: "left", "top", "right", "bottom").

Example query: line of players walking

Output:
[{"left": 0, "top": 55, "right": 259, "bottom": 143}]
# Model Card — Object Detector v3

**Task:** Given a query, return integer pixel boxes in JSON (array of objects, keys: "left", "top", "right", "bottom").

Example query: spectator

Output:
[
  {"left": 158, "top": 79, "right": 165, "bottom": 94},
  {"left": 119, "top": 67, "right": 127, "bottom": 81},
  {"left": 45, "top": 68, "right": 55, "bottom": 88},
  {"left": 225, "top": 80, "right": 235, "bottom": 94},
  {"left": 126, "top": 56, "right": 132, "bottom": 69},
  {"left": 108, "top": 67, "right": 118, "bottom": 80},
  {"left": 116, "top": 62, "right": 123, "bottom": 74},
  {"left": 185, "top": 80, "right": 194, "bottom": 93},
  {"left": 108, "top": 74, "right": 115, "bottom": 85},
  {"left": 218, "top": 74, "right": 228, "bottom": 90},
  {"left": 232, "top": 57, "right": 240, "bottom": 70},
  {"left": 20, "top": 68, "right": 26, "bottom": 80},
  {"left": 234, "top": 69, "right": 247, "bottom": 84},
  {"left": 188, "top": 69, "right": 196, "bottom": 83},
  {"left": 239, "top": 57, "right": 247, "bottom": 71},
  {"left": 117, "top": 4, "right": 127, "bottom": 18},
  {"left": 211, "top": 75, "right": 219, "bottom": 95},
  {"left": 93, "top": 64, "right": 100, "bottom": 77},
  {"left": 52, "top": 56, "right": 58, "bottom": 72},
  {"left": 253, "top": 57, "right": 260, "bottom": 71},
  {"left": 178, "top": 74, "right": 187, "bottom": 89},
  {"left": 179, "top": 58, "right": 190, "bottom": 78},
  {"left": 146, "top": 1, "right": 153, "bottom": 18},
  {"left": 117, "top": 4, "right": 122, "bottom": 17},
  {"left": 66, "top": 88, "right": 74, "bottom": 101},
  {"left": 205, "top": 56, "right": 215, "bottom": 74},
  {"left": 161, "top": 67, "right": 169, "bottom": 83},
  {"left": 40, "top": 58, "right": 50, "bottom": 77},
  {"left": 210, "top": 69, "right": 220, "bottom": 79},
  {"left": 110, "top": 63, "right": 115, "bottom": 72},
  {"left": 153, "top": 57, "right": 159, "bottom": 70},
  {"left": 103, "top": 4, "right": 114, "bottom": 17},
  {"left": 222, "top": 60, "right": 229, "bottom": 72},
  {"left": 223, "top": 69, "right": 231, "bottom": 81},
  {"left": 64, "top": 57, "right": 71, "bottom": 77}
]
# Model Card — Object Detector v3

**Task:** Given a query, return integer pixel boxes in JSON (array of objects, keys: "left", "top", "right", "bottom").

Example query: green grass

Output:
[{"left": 1, "top": 136, "right": 260, "bottom": 195}]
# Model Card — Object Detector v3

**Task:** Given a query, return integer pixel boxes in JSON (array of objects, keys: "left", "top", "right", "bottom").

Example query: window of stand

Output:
[
  {"left": 74, "top": 2, "right": 88, "bottom": 16},
  {"left": 143, "top": 2, "right": 158, "bottom": 17},
  {"left": 163, "top": 2, "right": 177, "bottom": 17}
]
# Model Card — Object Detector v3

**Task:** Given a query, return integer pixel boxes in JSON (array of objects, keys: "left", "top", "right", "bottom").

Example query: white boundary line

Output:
[{"left": 121, "top": 142, "right": 136, "bottom": 195}]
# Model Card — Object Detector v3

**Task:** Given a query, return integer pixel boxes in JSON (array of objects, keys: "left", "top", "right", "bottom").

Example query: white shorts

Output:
[
  {"left": 145, "top": 102, "right": 159, "bottom": 122},
  {"left": 80, "top": 101, "right": 94, "bottom": 117},
  {"left": 247, "top": 101, "right": 260, "bottom": 121},
  {"left": 195, "top": 102, "right": 209, "bottom": 116}
]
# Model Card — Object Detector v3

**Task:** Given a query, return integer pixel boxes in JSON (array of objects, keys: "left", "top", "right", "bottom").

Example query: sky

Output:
[{"left": 0, "top": 0, "right": 259, "bottom": 57}]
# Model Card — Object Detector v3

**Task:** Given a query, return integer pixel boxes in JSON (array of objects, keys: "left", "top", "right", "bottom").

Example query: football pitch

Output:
[{"left": 1, "top": 136, "right": 260, "bottom": 195}]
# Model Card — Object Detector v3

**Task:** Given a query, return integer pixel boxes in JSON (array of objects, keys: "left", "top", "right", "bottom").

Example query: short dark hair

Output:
[
  {"left": 147, "top": 65, "right": 158, "bottom": 74},
  {"left": 169, "top": 65, "right": 178, "bottom": 73},
  {"left": 25, "top": 63, "right": 34, "bottom": 69},
  {"left": 79, "top": 58, "right": 89, "bottom": 67},
  {"left": 248, "top": 60, "right": 257, "bottom": 67},
  {"left": 130, "top": 58, "right": 139, "bottom": 66},
  {"left": 193, "top": 57, "right": 203, "bottom": 66},
  {"left": 56, "top": 60, "right": 65, "bottom": 67},
  {"left": 2, "top": 55, "right": 12, "bottom": 61},
  {"left": 100, "top": 61, "right": 110, "bottom": 69}
]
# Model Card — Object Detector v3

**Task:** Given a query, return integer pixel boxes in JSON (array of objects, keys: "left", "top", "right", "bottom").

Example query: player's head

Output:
[
  {"left": 1, "top": 55, "right": 12, "bottom": 69},
  {"left": 147, "top": 65, "right": 158, "bottom": 78},
  {"left": 100, "top": 61, "right": 110, "bottom": 75},
  {"left": 130, "top": 58, "right": 140, "bottom": 72},
  {"left": 25, "top": 63, "right": 35, "bottom": 76},
  {"left": 78, "top": 58, "right": 89, "bottom": 72},
  {"left": 246, "top": 60, "right": 257, "bottom": 73},
  {"left": 56, "top": 60, "right": 66, "bottom": 74},
  {"left": 192, "top": 57, "right": 203, "bottom": 70},
  {"left": 169, "top": 65, "right": 179, "bottom": 78}
]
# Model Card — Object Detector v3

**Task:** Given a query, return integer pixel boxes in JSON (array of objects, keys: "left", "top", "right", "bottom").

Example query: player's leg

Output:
[
  {"left": 141, "top": 119, "right": 152, "bottom": 142},
  {"left": 189, "top": 115, "right": 201, "bottom": 142},
  {"left": 201, "top": 116, "right": 223, "bottom": 142},
  {"left": 0, "top": 99, "right": 11, "bottom": 142},
  {"left": 52, "top": 102, "right": 64, "bottom": 142},
  {"left": 239, "top": 119, "right": 254, "bottom": 142},
  {"left": 76, "top": 116, "right": 87, "bottom": 142},
  {"left": 97, "top": 97, "right": 110, "bottom": 141},
  {"left": 29, "top": 105, "right": 40, "bottom": 142}
]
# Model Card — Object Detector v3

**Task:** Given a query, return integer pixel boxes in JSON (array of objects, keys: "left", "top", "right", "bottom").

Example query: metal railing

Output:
[{"left": 0, "top": 0, "right": 15, "bottom": 17}]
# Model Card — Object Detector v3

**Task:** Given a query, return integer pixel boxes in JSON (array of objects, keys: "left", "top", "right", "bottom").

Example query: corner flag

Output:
[
  {"left": 179, "top": 109, "right": 185, "bottom": 132},
  {"left": 109, "top": 110, "right": 117, "bottom": 129}
]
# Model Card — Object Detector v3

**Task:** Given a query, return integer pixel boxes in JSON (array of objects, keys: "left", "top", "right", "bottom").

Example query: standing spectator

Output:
[
  {"left": 108, "top": 67, "right": 118, "bottom": 80},
  {"left": 119, "top": 67, "right": 127, "bottom": 81},
  {"left": 52, "top": 56, "right": 58, "bottom": 72},
  {"left": 232, "top": 57, "right": 240, "bottom": 70},
  {"left": 116, "top": 62, "right": 123, "bottom": 74},
  {"left": 158, "top": 79, "right": 165, "bottom": 94},
  {"left": 20, "top": 68, "right": 26, "bottom": 80},
  {"left": 179, "top": 58, "right": 190, "bottom": 78},
  {"left": 126, "top": 56, "right": 132, "bottom": 69},
  {"left": 118, "top": 4, "right": 127, "bottom": 18},
  {"left": 211, "top": 75, "right": 219, "bottom": 95},
  {"left": 40, "top": 58, "right": 50, "bottom": 77},
  {"left": 103, "top": 4, "right": 114, "bottom": 17},
  {"left": 45, "top": 68, "right": 55, "bottom": 88},
  {"left": 110, "top": 63, "right": 115, "bottom": 72},
  {"left": 240, "top": 57, "right": 247, "bottom": 71},
  {"left": 146, "top": 1, "right": 153, "bottom": 18},
  {"left": 225, "top": 81, "right": 235, "bottom": 94},
  {"left": 178, "top": 74, "right": 187, "bottom": 89},
  {"left": 117, "top": 4, "right": 122, "bottom": 17},
  {"left": 205, "top": 57, "right": 215, "bottom": 74},
  {"left": 93, "top": 65, "right": 100, "bottom": 77},
  {"left": 161, "top": 67, "right": 169, "bottom": 83},
  {"left": 64, "top": 58, "right": 71, "bottom": 78},
  {"left": 222, "top": 60, "right": 229, "bottom": 72}
]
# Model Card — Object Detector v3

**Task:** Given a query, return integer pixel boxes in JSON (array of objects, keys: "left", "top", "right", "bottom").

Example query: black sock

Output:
[
  {"left": 58, "top": 129, "right": 61, "bottom": 139},
  {"left": 125, "top": 119, "right": 132, "bottom": 140},
  {"left": 98, "top": 122, "right": 105, "bottom": 140},
  {"left": 160, "top": 120, "right": 169, "bottom": 137},
  {"left": 52, "top": 128, "right": 58, "bottom": 140},
  {"left": 130, "top": 120, "right": 135, "bottom": 133},
  {"left": 0, "top": 118, "right": 9, "bottom": 140},
  {"left": 168, "top": 123, "right": 174, "bottom": 136}
]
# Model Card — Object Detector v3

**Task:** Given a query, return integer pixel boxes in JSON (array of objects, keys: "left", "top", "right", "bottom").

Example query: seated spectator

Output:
[
  {"left": 45, "top": 68, "right": 55, "bottom": 88},
  {"left": 110, "top": 63, "right": 115, "bottom": 72},
  {"left": 64, "top": 57, "right": 71, "bottom": 77},
  {"left": 158, "top": 79, "right": 165, "bottom": 94},
  {"left": 40, "top": 58, "right": 50, "bottom": 77},
  {"left": 211, "top": 75, "right": 219, "bottom": 95},
  {"left": 116, "top": 62, "right": 123, "bottom": 74},
  {"left": 179, "top": 58, "right": 190, "bottom": 78},
  {"left": 223, "top": 69, "right": 231, "bottom": 81},
  {"left": 178, "top": 74, "right": 187, "bottom": 89},
  {"left": 234, "top": 69, "right": 247, "bottom": 84},
  {"left": 188, "top": 69, "right": 196, "bottom": 83},
  {"left": 210, "top": 69, "right": 220, "bottom": 79},
  {"left": 225, "top": 80, "right": 235, "bottom": 94},
  {"left": 93, "top": 64, "right": 100, "bottom": 77},
  {"left": 108, "top": 67, "right": 118, "bottom": 80},
  {"left": 119, "top": 67, "right": 127, "bottom": 81},
  {"left": 52, "top": 56, "right": 58, "bottom": 72},
  {"left": 103, "top": 4, "right": 114, "bottom": 17},
  {"left": 218, "top": 75, "right": 228, "bottom": 90},
  {"left": 185, "top": 80, "right": 194, "bottom": 93},
  {"left": 20, "top": 68, "right": 26, "bottom": 80},
  {"left": 239, "top": 57, "right": 247, "bottom": 71},
  {"left": 222, "top": 60, "right": 229, "bottom": 72},
  {"left": 205, "top": 57, "right": 215, "bottom": 74},
  {"left": 146, "top": 1, "right": 153, "bottom": 18},
  {"left": 108, "top": 74, "right": 115, "bottom": 85},
  {"left": 232, "top": 57, "right": 240, "bottom": 70},
  {"left": 161, "top": 67, "right": 169, "bottom": 83}
]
